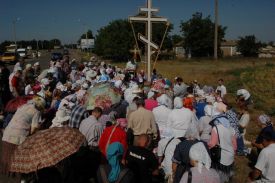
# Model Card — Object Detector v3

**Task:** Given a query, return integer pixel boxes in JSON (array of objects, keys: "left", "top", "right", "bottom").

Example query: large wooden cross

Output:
[{"left": 129, "top": 0, "right": 168, "bottom": 81}]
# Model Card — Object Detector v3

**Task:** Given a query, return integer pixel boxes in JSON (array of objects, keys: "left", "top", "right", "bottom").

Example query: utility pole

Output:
[
  {"left": 12, "top": 18, "right": 20, "bottom": 48},
  {"left": 214, "top": 0, "right": 218, "bottom": 60},
  {"left": 84, "top": 24, "right": 88, "bottom": 39},
  {"left": 37, "top": 40, "right": 39, "bottom": 50},
  {"left": 12, "top": 21, "right": 17, "bottom": 46}
]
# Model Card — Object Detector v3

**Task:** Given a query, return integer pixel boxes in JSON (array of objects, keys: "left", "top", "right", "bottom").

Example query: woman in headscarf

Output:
[
  {"left": 208, "top": 103, "right": 236, "bottom": 183},
  {"left": 180, "top": 142, "right": 220, "bottom": 183},
  {"left": 172, "top": 123, "right": 201, "bottom": 183},
  {"left": 158, "top": 128, "right": 180, "bottom": 183},
  {"left": 153, "top": 94, "right": 172, "bottom": 138},
  {"left": 97, "top": 142, "right": 134, "bottom": 183},
  {"left": 236, "top": 90, "right": 251, "bottom": 155},
  {"left": 252, "top": 114, "right": 274, "bottom": 153},
  {"left": 99, "top": 118, "right": 128, "bottom": 159},
  {"left": 144, "top": 91, "right": 158, "bottom": 111},
  {"left": 198, "top": 105, "right": 213, "bottom": 143},
  {"left": 0, "top": 96, "right": 45, "bottom": 175},
  {"left": 167, "top": 97, "right": 197, "bottom": 138}
]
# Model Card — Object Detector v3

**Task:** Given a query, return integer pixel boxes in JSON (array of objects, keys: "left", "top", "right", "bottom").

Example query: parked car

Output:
[
  {"left": 1, "top": 52, "right": 19, "bottom": 64},
  {"left": 51, "top": 52, "right": 63, "bottom": 61},
  {"left": 17, "top": 48, "right": 27, "bottom": 58}
]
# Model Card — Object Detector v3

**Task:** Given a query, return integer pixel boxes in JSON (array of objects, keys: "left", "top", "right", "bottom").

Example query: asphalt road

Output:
[{"left": 6, "top": 49, "right": 83, "bottom": 71}]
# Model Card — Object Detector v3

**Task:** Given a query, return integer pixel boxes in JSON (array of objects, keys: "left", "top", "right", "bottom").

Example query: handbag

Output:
[
  {"left": 161, "top": 137, "right": 174, "bottom": 163},
  {"left": 210, "top": 125, "right": 221, "bottom": 163},
  {"left": 187, "top": 169, "right": 192, "bottom": 183},
  {"left": 105, "top": 124, "right": 119, "bottom": 154}
]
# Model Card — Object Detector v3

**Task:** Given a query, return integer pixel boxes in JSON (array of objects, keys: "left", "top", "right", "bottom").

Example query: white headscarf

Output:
[
  {"left": 184, "top": 122, "right": 200, "bottom": 140},
  {"left": 237, "top": 89, "right": 250, "bottom": 101},
  {"left": 147, "top": 91, "right": 155, "bottom": 99},
  {"left": 204, "top": 105, "right": 213, "bottom": 117},
  {"left": 189, "top": 142, "right": 211, "bottom": 173},
  {"left": 258, "top": 114, "right": 272, "bottom": 126},
  {"left": 157, "top": 94, "right": 169, "bottom": 107},
  {"left": 174, "top": 97, "right": 183, "bottom": 109},
  {"left": 162, "top": 128, "right": 174, "bottom": 139}
]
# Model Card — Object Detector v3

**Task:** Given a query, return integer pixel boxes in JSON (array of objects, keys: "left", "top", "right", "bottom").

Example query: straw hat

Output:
[
  {"left": 34, "top": 62, "right": 40, "bottom": 66},
  {"left": 86, "top": 70, "right": 97, "bottom": 78},
  {"left": 25, "top": 64, "right": 32, "bottom": 69},
  {"left": 52, "top": 109, "right": 70, "bottom": 124},
  {"left": 33, "top": 96, "right": 46, "bottom": 111},
  {"left": 86, "top": 105, "right": 95, "bottom": 111}
]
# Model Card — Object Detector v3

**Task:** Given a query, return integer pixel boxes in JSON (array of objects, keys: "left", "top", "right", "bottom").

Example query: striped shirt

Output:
[{"left": 69, "top": 105, "right": 89, "bottom": 128}]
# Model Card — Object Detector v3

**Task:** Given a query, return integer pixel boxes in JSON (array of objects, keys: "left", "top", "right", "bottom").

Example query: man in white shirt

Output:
[
  {"left": 79, "top": 107, "right": 104, "bottom": 148},
  {"left": 216, "top": 78, "right": 227, "bottom": 98},
  {"left": 248, "top": 131, "right": 275, "bottom": 182}
]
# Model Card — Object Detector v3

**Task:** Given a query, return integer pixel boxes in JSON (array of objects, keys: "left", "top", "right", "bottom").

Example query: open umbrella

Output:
[
  {"left": 85, "top": 83, "right": 121, "bottom": 110},
  {"left": 10, "top": 127, "right": 85, "bottom": 173},
  {"left": 4, "top": 96, "right": 34, "bottom": 113},
  {"left": 152, "top": 79, "right": 165, "bottom": 93}
]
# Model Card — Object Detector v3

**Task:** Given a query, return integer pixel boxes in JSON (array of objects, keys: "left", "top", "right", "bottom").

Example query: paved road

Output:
[
  {"left": 6, "top": 50, "right": 50, "bottom": 71},
  {"left": 7, "top": 49, "right": 83, "bottom": 71}
]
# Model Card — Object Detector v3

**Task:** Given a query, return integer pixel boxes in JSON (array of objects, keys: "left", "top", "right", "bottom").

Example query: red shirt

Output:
[
  {"left": 144, "top": 99, "right": 158, "bottom": 111},
  {"left": 11, "top": 76, "right": 19, "bottom": 88},
  {"left": 99, "top": 126, "right": 127, "bottom": 158}
]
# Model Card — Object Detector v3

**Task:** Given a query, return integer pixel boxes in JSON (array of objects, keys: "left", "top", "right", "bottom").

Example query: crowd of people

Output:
[{"left": 0, "top": 56, "right": 275, "bottom": 183}]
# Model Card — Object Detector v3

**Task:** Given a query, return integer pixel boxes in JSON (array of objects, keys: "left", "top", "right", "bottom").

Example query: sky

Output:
[{"left": 1, "top": 0, "right": 275, "bottom": 44}]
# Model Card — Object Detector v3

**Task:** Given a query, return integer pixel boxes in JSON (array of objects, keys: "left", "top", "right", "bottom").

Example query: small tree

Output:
[
  {"left": 180, "top": 12, "right": 226, "bottom": 57},
  {"left": 171, "top": 34, "right": 184, "bottom": 46},
  {"left": 237, "top": 35, "right": 261, "bottom": 57},
  {"left": 94, "top": 19, "right": 134, "bottom": 61},
  {"left": 94, "top": 19, "right": 173, "bottom": 61},
  {"left": 78, "top": 30, "right": 94, "bottom": 44}
]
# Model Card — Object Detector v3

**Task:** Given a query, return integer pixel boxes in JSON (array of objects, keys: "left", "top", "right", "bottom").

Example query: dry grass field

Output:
[
  {"left": 78, "top": 50, "right": 275, "bottom": 182},
  {"left": 112, "top": 58, "right": 275, "bottom": 183}
]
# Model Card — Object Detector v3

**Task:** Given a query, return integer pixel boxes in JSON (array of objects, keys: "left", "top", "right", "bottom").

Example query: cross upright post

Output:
[{"left": 129, "top": 0, "right": 168, "bottom": 81}]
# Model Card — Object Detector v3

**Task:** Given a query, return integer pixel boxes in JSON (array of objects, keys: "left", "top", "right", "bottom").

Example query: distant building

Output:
[
  {"left": 258, "top": 46, "right": 275, "bottom": 58},
  {"left": 220, "top": 40, "right": 239, "bottom": 57},
  {"left": 54, "top": 45, "right": 61, "bottom": 49},
  {"left": 173, "top": 41, "right": 185, "bottom": 58},
  {"left": 80, "top": 39, "right": 94, "bottom": 50}
]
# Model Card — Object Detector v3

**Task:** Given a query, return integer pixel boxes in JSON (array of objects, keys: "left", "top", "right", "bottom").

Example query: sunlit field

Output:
[
  {"left": 111, "top": 57, "right": 275, "bottom": 183},
  {"left": 77, "top": 52, "right": 275, "bottom": 182}
]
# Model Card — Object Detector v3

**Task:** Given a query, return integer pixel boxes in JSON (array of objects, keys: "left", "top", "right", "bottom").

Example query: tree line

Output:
[
  {"left": 1, "top": 12, "right": 272, "bottom": 59},
  {"left": 91, "top": 12, "right": 270, "bottom": 60},
  {"left": 0, "top": 39, "right": 61, "bottom": 53}
]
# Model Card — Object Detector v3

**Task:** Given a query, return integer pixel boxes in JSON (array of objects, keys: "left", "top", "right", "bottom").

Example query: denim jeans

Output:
[{"left": 237, "top": 135, "right": 245, "bottom": 153}]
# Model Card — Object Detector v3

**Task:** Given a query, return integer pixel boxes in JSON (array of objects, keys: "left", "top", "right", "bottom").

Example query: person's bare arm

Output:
[
  {"left": 158, "top": 156, "right": 164, "bottom": 165},
  {"left": 172, "top": 162, "right": 178, "bottom": 174},
  {"left": 248, "top": 168, "right": 262, "bottom": 182},
  {"left": 152, "top": 168, "right": 159, "bottom": 176},
  {"left": 251, "top": 141, "right": 264, "bottom": 149}
]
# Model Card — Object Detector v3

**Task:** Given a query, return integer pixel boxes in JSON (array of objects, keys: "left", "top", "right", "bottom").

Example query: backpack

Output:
[{"left": 99, "top": 166, "right": 130, "bottom": 183}]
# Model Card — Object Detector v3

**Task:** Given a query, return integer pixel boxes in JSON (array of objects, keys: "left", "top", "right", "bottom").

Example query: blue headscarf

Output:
[
  {"left": 213, "top": 114, "right": 231, "bottom": 128},
  {"left": 107, "top": 142, "right": 124, "bottom": 182}
]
